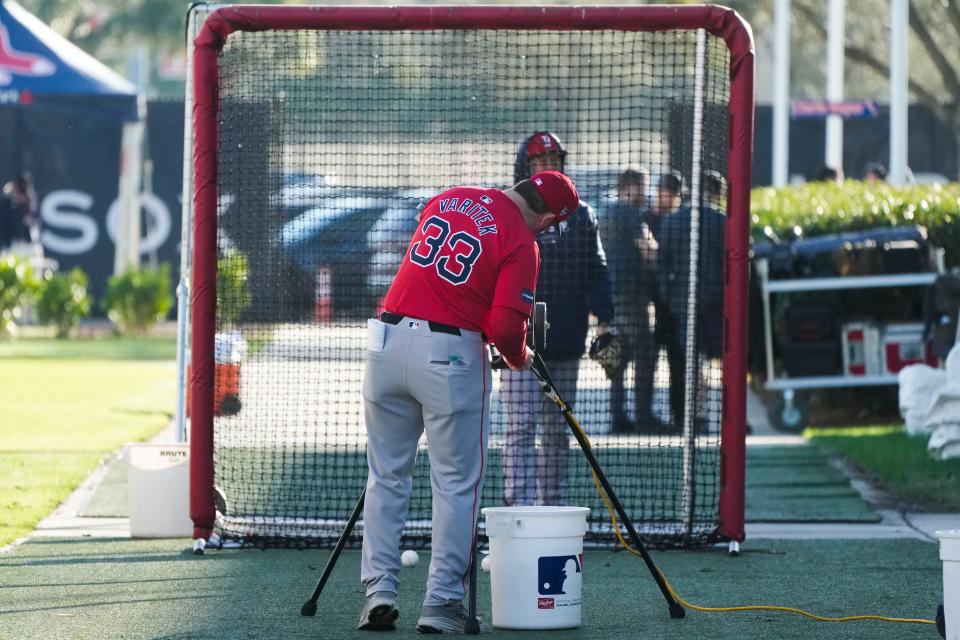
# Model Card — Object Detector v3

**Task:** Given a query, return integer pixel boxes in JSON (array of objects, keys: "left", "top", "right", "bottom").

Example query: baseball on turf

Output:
[
  {"left": 401, "top": 549, "right": 419, "bottom": 567},
  {"left": 481, "top": 556, "right": 491, "bottom": 572}
]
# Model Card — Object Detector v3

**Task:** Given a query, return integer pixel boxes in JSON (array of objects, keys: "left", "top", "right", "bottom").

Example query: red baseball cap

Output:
[{"left": 530, "top": 170, "right": 579, "bottom": 222}]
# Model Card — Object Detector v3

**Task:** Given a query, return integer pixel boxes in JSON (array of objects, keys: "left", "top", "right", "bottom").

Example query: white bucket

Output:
[
  {"left": 939, "top": 530, "right": 960, "bottom": 640},
  {"left": 481, "top": 506, "right": 590, "bottom": 630},
  {"left": 127, "top": 443, "right": 192, "bottom": 538}
]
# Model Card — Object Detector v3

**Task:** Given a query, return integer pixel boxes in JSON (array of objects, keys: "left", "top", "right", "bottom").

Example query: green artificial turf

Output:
[
  {"left": 77, "top": 458, "right": 128, "bottom": 518},
  {"left": 0, "top": 537, "right": 941, "bottom": 640},
  {"left": 809, "top": 425, "right": 960, "bottom": 511},
  {"left": 745, "top": 446, "right": 880, "bottom": 522}
]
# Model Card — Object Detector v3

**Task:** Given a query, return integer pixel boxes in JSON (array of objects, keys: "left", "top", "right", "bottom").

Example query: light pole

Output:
[{"left": 889, "top": 0, "right": 909, "bottom": 185}]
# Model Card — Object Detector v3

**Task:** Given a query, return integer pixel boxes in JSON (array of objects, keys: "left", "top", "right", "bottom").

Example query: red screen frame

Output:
[{"left": 190, "top": 3, "right": 754, "bottom": 545}]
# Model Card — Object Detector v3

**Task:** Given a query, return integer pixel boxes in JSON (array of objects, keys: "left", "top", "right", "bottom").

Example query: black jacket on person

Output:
[
  {"left": 512, "top": 138, "right": 614, "bottom": 361},
  {"left": 600, "top": 202, "right": 659, "bottom": 306},
  {"left": 0, "top": 196, "right": 14, "bottom": 249},
  {"left": 534, "top": 201, "right": 615, "bottom": 361},
  {"left": 657, "top": 205, "right": 726, "bottom": 358},
  {"left": 3, "top": 194, "right": 37, "bottom": 245}
]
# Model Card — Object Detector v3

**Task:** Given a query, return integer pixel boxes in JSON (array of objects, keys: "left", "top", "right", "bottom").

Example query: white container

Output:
[
  {"left": 215, "top": 330, "right": 246, "bottom": 365},
  {"left": 883, "top": 323, "right": 936, "bottom": 373},
  {"left": 127, "top": 443, "right": 192, "bottom": 538},
  {"left": 481, "top": 506, "right": 590, "bottom": 630},
  {"left": 841, "top": 322, "right": 881, "bottom": 376},
  {"left": 939, "top": 529, "right": 960, "bottom": 640}
]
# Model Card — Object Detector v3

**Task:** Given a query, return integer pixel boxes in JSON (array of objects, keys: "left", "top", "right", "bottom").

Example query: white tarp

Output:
[
  {"left": 921, "top": 348, "right": 960, "bottom": 460},
  {"left": 899, "top": 363, "right": 947, "bottom": 436}
]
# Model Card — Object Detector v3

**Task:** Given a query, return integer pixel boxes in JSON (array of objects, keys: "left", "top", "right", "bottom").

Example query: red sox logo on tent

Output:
[{"left": 0, "top": 20, "right": 55, "bottom": 85}]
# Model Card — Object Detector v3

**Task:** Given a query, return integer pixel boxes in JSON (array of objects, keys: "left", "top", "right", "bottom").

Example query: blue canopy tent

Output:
[{"left": 0, "top": 0, "right": 145, "bottom": 294}]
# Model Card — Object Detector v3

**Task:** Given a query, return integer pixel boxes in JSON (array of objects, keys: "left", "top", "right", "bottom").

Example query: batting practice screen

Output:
[{"left": 189, "top": 5, "right": 754, "bottom": 550}]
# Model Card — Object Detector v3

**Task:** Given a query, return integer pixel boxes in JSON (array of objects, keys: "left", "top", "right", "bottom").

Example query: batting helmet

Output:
[{"left": 514, "top": 131, "right": 568, "bottom": 183}]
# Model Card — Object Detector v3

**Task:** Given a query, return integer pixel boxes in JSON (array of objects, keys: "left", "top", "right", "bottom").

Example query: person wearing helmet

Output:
[{"left": 500, "top": 131, "right": 615, "bottom": 507}]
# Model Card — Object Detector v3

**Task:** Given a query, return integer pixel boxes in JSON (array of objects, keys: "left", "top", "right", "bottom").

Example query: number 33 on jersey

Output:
[
  {"left": 383, "top": 185, "right": 540, "bottom": 334},
  {"left": 409, "top": 214, "right": 483, "bottom": 285}
]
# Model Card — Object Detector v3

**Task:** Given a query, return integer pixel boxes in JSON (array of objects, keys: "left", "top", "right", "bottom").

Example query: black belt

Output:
[{"left": 380, "top": 312, "right": 464, "bottom": 337}]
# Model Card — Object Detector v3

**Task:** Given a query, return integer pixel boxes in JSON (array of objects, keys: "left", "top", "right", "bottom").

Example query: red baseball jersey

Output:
[{"left": 383, "top": 186, "right": 539, "bottom": 332}]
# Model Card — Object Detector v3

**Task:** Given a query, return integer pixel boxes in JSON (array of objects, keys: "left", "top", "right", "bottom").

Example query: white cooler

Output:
[
  {"left": 127, "top": 443, "right": 192, "bottom": 537},
  {"left": 841, "top": 321, "right": 881, "bottom": 376},
  {"left": 883, "top": 323, "right": 937, "bottom": 373}
]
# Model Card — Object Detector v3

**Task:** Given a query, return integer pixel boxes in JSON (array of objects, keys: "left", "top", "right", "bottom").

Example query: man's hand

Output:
[
  {"left": 508, "top": 345, "right": 535, "bottom": 371},
  {"left": 634, "top": 225, "right": 658, "bottom": 260}
]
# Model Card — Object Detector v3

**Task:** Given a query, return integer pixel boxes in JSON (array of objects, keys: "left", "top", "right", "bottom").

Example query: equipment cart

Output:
[{"left": 755, "top": 257, "right": 942, "bottom": 431}]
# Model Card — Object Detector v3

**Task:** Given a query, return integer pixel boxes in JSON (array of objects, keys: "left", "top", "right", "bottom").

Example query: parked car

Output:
[
  {"left": 275, "top": 188, "right": 428, "bottom": 319},
  {"left": 366, "top": 191, "right": 431, "bottom": 307}
]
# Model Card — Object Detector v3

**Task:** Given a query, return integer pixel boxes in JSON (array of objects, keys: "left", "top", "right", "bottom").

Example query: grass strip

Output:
[{"left": 0, "top": 347, "right": 175, "bottom": 547}]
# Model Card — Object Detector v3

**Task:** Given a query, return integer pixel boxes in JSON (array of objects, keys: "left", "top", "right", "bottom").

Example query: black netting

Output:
[{"left": 206, "top": 27, "right": 731, "bottom": 549}]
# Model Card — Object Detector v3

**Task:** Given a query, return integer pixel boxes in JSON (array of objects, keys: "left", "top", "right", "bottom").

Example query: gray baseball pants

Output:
[
  {"left": 500, "top": 359, "right": 581, "bottom": 506},
  {"left": 360, "top": 318, "right": 491, "bottom": 607}
]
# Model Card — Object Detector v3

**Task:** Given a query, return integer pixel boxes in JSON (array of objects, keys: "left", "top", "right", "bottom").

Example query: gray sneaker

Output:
[
  {"left": 357, "top": 592, "right": 399, "bottom": 631},
  {"left": 416, "top": 601, "right": 489, "bottom": 634}
]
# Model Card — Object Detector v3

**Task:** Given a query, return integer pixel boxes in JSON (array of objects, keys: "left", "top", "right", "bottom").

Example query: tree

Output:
[
  {"left": 796, "top": 0, "right": 960, "bottom": 178},
  {"left": 727, "top": 0, "right": 960, "bottom": 180},
  {"left": 19, "top": 0, "right": 186, "bottom": 52},
  {"left": 18, "top": 0, "right": 294, "bottom": 96}
]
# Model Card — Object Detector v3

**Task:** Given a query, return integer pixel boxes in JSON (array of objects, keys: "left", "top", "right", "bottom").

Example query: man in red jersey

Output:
[{"left": 357, "top": 171, "right": 579, "bottom": 633}]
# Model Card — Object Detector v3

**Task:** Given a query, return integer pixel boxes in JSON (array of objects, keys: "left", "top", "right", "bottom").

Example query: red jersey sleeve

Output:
[
  {"left": 486, "top": 306, "right": 530, "bottom": 368},
  {"left": 491, "top": 240, "right": 539, "bottom": 316}
]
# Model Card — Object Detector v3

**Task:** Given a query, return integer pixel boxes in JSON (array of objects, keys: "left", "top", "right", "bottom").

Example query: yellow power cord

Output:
[{"left": 570, "top": 406, "right": 935, "bottom": 627}]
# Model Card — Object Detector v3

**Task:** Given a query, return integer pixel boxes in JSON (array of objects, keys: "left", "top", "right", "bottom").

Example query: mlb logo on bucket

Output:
[
  {"left": 538, "top": 555, "right": 581, "bottom": 595},
  {"left": 537, "top": 597, "right": 555, "bottom": 609}
]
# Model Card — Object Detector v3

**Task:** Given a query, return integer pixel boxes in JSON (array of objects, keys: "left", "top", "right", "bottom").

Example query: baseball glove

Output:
[{"left": 589, "top": 330, "right": 623, "bottom": 379}]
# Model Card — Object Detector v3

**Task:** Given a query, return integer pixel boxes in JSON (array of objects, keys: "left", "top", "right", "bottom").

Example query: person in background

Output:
[
  {"left": 600, "top": 167, "right": 664, "bottom": 433},
  {"left": 0, "top": 181, "right": 13, "bottom": 252},
  {"left": 2, "top": 174, "right": 41, "bottom": 258},
  {"left": 864, "top": 162, "right": 887, "bottom": 184},
  {"left": 501, "top": 130, "right": 614, "bottom": 506},
  {"left": 634, "top": 170, "right": 685, "bottom": 430},
  {"left": 657, "top": 170, "right": 727, "bottom": 432},
  {"left": 647, "top": 169, "right": 683, "bottom": 239},
  {"left": 814, "top": 164, "right": 844, "bottom": 184}
]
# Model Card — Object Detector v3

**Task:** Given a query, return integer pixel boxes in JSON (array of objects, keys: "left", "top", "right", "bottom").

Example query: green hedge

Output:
[
  {"left": 37, "top": 267, "right": 91, "bottom": 339},
  {"left": 751, "top": 181, "right": 960, "bottom": 265},
  {"left": 101, "top": 264, "right": 173, "bottom": 336},
  {"left": 0, "top": 254, "right": 39, "bottom": 338}
]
